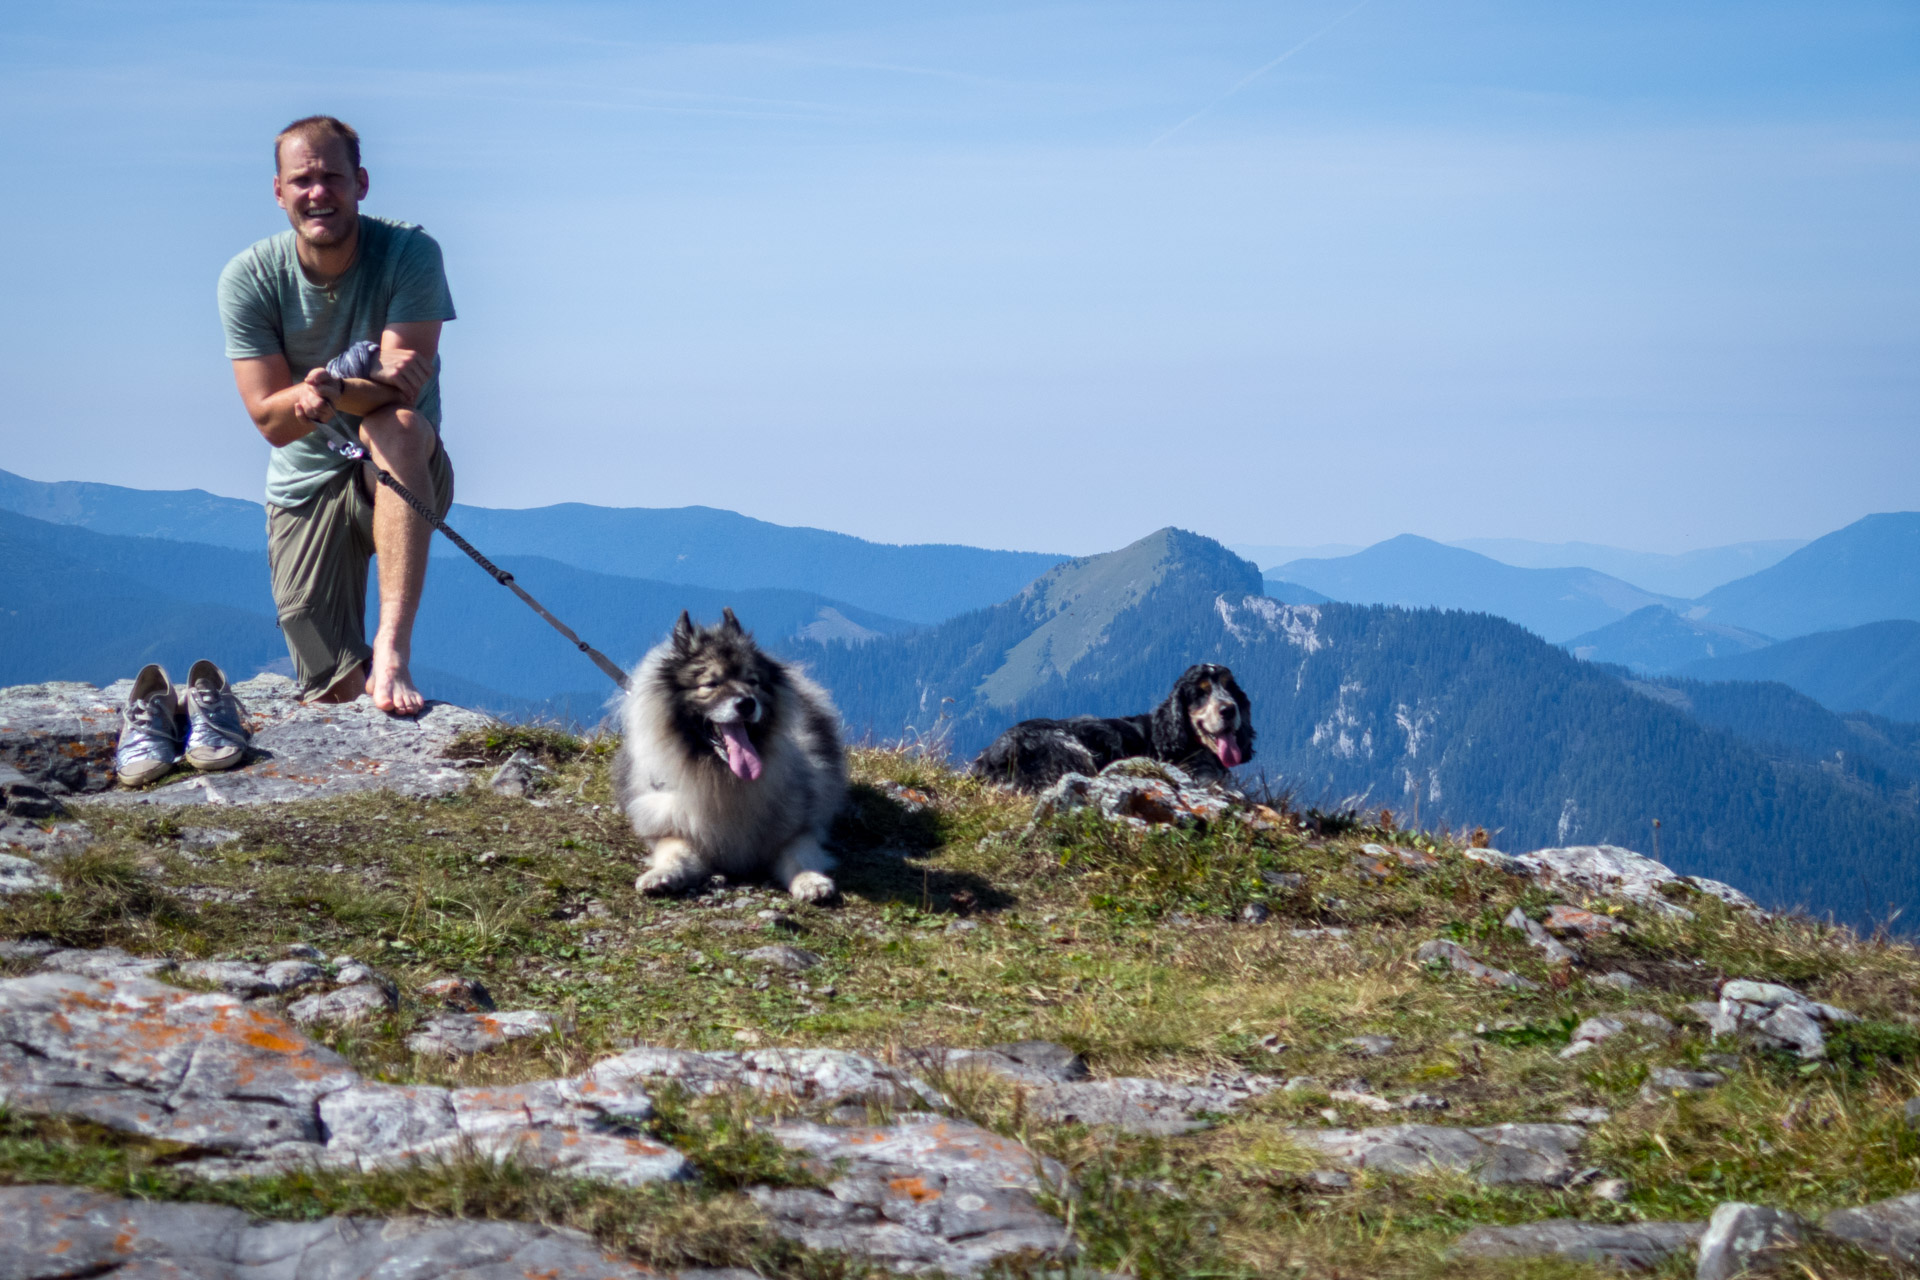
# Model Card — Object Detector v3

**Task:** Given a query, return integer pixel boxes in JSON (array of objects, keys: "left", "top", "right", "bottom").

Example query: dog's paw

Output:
[
  {"left": 635, "top": 867, "right": 689, "bottom": 896},
  {"left": 787, "top": 871, "right": 838, "bottom": 904}
]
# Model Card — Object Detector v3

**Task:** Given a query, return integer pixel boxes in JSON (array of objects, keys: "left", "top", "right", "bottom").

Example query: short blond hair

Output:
[{"left": 275, "top": 116, "right": 361, "bottom": 173}]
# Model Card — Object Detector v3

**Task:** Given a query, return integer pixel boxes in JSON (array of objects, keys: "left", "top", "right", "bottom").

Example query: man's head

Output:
[{"left": 273, "top": 116, "right": 367, "bottom": 250}]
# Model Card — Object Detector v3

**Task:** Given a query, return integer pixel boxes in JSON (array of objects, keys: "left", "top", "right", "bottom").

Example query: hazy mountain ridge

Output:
[
  {"left": 0, "top": 469, "right": 1062, "bottom": 626},
  {"left": 1451, "top": 537, "right": 1804, "bottom": 598},
  {"left": 1270, "top": 535, "right": 1687, "bottom": 642},
  {"left": 0, "top": 508, "right": 908, "bottom": 706},
  {"left": 1687, "top": 511, "right": 1920, "bottom": 638},
  {"left": 1563, "top": 606, "right": 1774, "bottom": 674},
  {"left": 1677, "top": 620, "right": 1920, "bottom": 725}
]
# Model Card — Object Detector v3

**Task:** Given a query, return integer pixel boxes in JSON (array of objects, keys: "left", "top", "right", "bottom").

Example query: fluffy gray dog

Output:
[{"left": 613, "top": 609, "right": 845, "bottom": 902}]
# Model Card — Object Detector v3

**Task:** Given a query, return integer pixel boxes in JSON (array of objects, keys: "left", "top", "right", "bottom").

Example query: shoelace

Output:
[{"left": 187, "top": 685, "right": 248, "bottom": 744}]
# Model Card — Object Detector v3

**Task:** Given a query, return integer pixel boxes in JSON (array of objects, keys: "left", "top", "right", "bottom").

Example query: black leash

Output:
[{"left": 310, "top": 344, "right": 632, "bottom": 692}]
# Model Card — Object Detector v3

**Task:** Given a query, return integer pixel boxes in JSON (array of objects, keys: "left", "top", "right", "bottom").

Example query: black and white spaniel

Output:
[{"left": 970, "top": 663, "right": 1255, "bottom": 791}]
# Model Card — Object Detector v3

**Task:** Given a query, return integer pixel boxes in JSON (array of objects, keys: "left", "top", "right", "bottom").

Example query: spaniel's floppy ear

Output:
[
  {"left": 671, "top": 611, "right": 696, "bottom": 654},
  {"left": 1149, "top": 665, "right": 1205, "bottom": 756},
  {"left": 720, "top": 607, "right": 744, "bottom": 637}
]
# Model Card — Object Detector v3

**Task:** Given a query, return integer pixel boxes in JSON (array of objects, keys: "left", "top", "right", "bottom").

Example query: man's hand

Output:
[
  {"left": 373, "top": 346, "right": 432, "bottom": 406},
  {"left": 294, "top": 368, "right": 340, "bottom": 425}
]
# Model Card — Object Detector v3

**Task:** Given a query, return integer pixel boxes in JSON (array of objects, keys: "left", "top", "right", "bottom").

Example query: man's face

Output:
[{"left": 273, "top": 133, "right": 367, "bottom": 248}]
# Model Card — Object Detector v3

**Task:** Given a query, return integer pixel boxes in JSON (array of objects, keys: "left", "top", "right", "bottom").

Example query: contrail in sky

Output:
[{"left": 1150, "top": 0, "right": 1375, "bottom": 147}]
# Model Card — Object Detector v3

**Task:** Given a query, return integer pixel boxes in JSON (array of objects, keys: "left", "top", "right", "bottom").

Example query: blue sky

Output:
[{"left": 1, "top": 1, "right": 1914, "bottom": 554}]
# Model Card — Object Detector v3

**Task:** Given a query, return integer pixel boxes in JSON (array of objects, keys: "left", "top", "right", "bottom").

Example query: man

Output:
[{"left": 218, "top": 115, "right": 455, "bottom": 715}]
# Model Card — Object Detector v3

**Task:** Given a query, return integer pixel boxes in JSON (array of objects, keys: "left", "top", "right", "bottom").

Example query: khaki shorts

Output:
[{"left": 266, "top": 442, "right": 455, "bottom": 699}]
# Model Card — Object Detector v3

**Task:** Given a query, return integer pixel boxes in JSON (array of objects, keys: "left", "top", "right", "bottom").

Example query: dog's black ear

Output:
[
  {"left": 720, "top": 607, "right": 744, "bottom": 636},
  {"left": 671, "top": 611, "right": 696, "bottom": 653},
  {"left": 1149, "top": 669, "right": 1198, "bottom": 756}
]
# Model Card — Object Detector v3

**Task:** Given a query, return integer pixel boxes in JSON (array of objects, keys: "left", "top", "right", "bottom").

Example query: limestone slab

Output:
[{"left": 1288, "top": 1122, "right": 1588, "bottom": 1186}]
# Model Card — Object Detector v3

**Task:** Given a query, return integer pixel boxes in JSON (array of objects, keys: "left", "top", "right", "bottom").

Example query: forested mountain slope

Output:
[{"left": 788, "top": 531, "right": 1920, "bottom": 926}]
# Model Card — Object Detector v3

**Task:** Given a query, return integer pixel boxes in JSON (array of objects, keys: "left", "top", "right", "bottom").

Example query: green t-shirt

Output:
[{"left": 217, "top": 215, "right": 456, "bottom": 508}]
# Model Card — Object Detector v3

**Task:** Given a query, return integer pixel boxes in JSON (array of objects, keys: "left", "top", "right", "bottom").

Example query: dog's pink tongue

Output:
[
  {"left": 719, "top": 722, "right": 763, "bottom": 781},
  {"left": 1213, "top": 734, "right": 1244, "bottom": 768}
]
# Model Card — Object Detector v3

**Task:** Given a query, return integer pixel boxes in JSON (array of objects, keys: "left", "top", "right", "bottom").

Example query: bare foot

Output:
[{"left": 369, "top": 639, "right": 426, "bottom": 716}]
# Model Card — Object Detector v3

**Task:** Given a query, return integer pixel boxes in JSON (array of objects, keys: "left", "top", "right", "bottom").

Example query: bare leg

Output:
[
  {"left": 773, "top": 835, "right": 837, "bottom": 903},
  {"left": 358, "top": 406, "right": 436, "bottom": 715},
  {"left": 309, "top": 663, "right": 368, "bottom": 704}
]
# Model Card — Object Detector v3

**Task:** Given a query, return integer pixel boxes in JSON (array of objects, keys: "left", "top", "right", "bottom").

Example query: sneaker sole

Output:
[
  {"left": 117, "top": 760, "right": 178, "bottom": 787},
  {"left": 185, "top": 748, "right": 248, "bottom": 772}
]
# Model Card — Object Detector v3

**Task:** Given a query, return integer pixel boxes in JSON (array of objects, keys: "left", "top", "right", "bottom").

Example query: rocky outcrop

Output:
[
  {"left": 752, "top": 1115, "right": 1072, "bottom": 1273},
  {"left": 1696, "top": 1202, "right": 1810, "bottom": 1280},
  {"left": 1500, "top": 844, "right": 1762, "bottom": 920},
  {"left": 1691, "top": 979, "right": 1859, "bottom": 1060},
  {"left": 1029, "top": 760, "right": 1236, "bottom": 830},
  {"left": 0, "top": 676, "right": 492, "bottom": 805},
  {"left": 1821, "top": 1190, "right": 1920, "bottom": 1264},
  {"left": 1286, "top": 1122, "right": 1588, "bottom": 1186},
  {"left": 0, "top": 970, "right": 1070, "bottom": 1274},
  {"left": 1027, "top": 1073, "right": 1286, "bottom": 1136},
  {"left": 1453, "top": 1218, "right": 1706, "bottom": 1270},
  {"left": 0, "top": 1185, "right": 730, "bottom": 1280}
]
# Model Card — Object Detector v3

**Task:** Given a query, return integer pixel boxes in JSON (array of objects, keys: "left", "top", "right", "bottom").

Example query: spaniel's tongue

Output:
[
  {"left": 1213, "top": 734, "right": 1244, "bottom": 768},
  {"left": 718, "top": 722, "right": 763, "bottom": 781}
]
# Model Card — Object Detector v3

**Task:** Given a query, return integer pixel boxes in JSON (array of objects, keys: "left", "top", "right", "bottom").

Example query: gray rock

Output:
[
  {"left": 1560, "top": 1011, "right": 1675, "bottom": 1058},
  {"left": 333, "top": 958, "right": 385, "bottom": 988},
  {"left": 1511, "top": 844, "right": 1701, "bottom": 919},
  {"left": 1641, "top": 1067, "right": 1725, "bottom": 1102},
  {"left": 0, "top": 1183, "right": 668, "bottom": 1279},
  {"left": 287, "top": 982, "right": 397, "bottom": 1027},
  {"left": 1461, "top": 845, "right": 1527, "bottom": 874},
  {"left": 180, "top": 826, "right": 243, "bottom": 850},
  {"left": 0, "top": 682, "right": 124, "bottom": 791},
  {"left": 1561, "top": 1106, "right": 1612, "bottom": 1125},
  {"left": 1455, "top": 1218, "right": 1705, "bottom": 1270},
  {"left": 489, "top": 748, "right": 539, "bottom": 797},
  {"left": 1696, "top": 1202, "right": 1809, "bottom": 1280},
  {"left": 1288, "top": 1122, "right": 1588, "bottom": 1186},
  {"left": 1905, "top": 1097, "right": 1920, "bottom": 1131},
  {"left": 589, "top": 1044, "right": 942, "bottom": 1108},
  {"left": 1241, "top": 902, "right": 1272, "bottom": 923},
  {"left": 407, "top": 1009, "right": 554, "bottom": 1056},
  {"left": 1413, "top": 939, "right": 1541, "bottom": 991},
  {"left": 745, "top": 944, "right": 823, "bottom": 972},
  {"left": 0, "top": 939, "right": 55, "bottom": 961},
  {"left": 0, "top": 815, "right": 92, "bottom": 858},
  {"left": 1592, "top": 970, "right": 1640, "bottom": 991},
  {"left": 754, "top": 1113, "right": 1072, "bottom": 1275},
  {"left": 63, "top": 675, "right": 497, "bottom": 806},
  {"left": 1030, "top": 761, "right": 1235, "bottom": 831},
  {"left": 0, "top": 971, "right": 356, "bottom": 1151},
  {"left": 0, "top": 853, "right": 55, "bottom": 895},
  {"left": 2, "top": 781, "right": 62, "bottom": 820},
  {"left": 1823, "top": 1189, "right": 1920, "bottom": 1264},
  {"left": 1261, "top": 869, "right": 1309, "bottom": 891},
  {"left": 1343, "top": 1035, "right": 1396, "bottom": 1057},
  {"left": 1704, "top": 979, "right": 1856, "bottom": 1060},
  {"left": 37, "top": 946, "right": 176, "bottom": 981},
  {"left": 178, "top": 958, "right": 325, "bottom": 998},
  {"left": 281, "top": 942, "right": 323, "bottom": 960},
  {"left": 1030, "top": 1075, "right": 1284, "bottom": 1136},
  {"left": 1503, "top": 906, "right": 1577, "bottom": 964},
  {"left": 991, "top": 1039, "right": 1090, "bottom": 1082}
]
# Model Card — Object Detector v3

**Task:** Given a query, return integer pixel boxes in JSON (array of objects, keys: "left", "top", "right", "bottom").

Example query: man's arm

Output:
[{"left": 230, "top": 321, "right": 441, "bottom": 447}]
